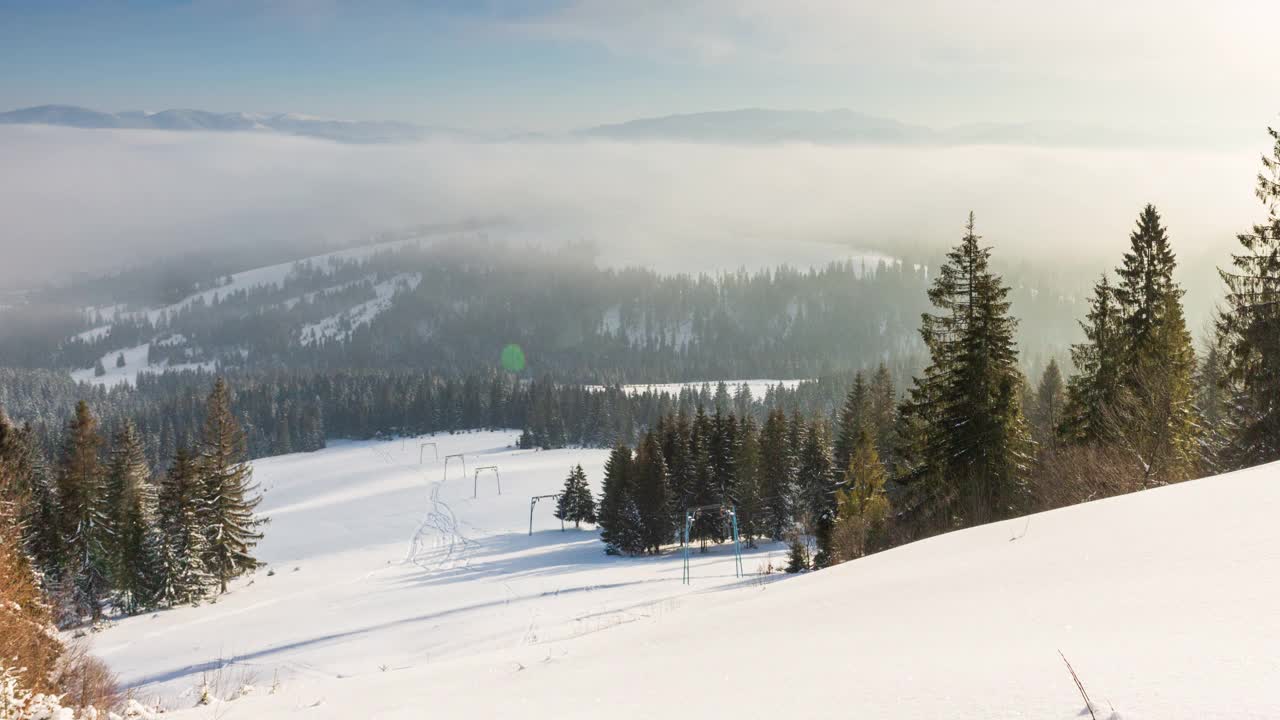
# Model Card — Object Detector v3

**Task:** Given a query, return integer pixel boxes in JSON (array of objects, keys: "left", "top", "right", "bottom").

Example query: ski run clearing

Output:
[{"left": 88, "top": 430, "right": 1280, "bottom": 719}]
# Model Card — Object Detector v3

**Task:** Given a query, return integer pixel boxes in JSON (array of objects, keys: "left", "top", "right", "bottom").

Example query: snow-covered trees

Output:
[
  {"left": 596, "top": 444, "right": 641, "bottom": 555},
  {"left": 197, "top": 378, "right": 266, "bottom": 594},
  {"left": 57, "top": 401, "right": 112, "bottom": 622},
  {"left": 757, "top": 408, "right": 794, "bottom": 541},
  {"left": 554, "top": 465, "right": 596, "bottom": 529},
  {"left": 633, "top": 432, "right": 673, "bottom": 555},
  {"left": 155, "top": 447, "right": 211, "bottom": 606},
  {"left": 0, "top": 377, "right": 269, "bottom": 627},
  {"left": 796, "top": 418, "right": 836, "bottom": 568},
  {"left": 105, "top": 421, "right": 161, "bottom": 614}
]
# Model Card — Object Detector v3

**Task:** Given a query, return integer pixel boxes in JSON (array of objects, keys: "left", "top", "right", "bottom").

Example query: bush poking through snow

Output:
[{"left": 1060, "top": 651, "right": 1123, "bottom": 720}]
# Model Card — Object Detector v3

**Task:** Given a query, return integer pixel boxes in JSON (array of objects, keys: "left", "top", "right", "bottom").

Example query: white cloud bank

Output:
[{"left": 0, "top": 124, "right": 1265, "bottom": 289}]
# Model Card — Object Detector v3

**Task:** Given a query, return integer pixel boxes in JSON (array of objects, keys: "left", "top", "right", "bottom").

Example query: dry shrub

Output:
[
  {"left": 0, "top": 506, "right": 63, "bottom": 697},
  {"left": 51, "top": 640, "right": 122, "bottom": 713},
  {"left": 1029, "top": 444, "right": 1148, "bottom": 512},
  {"left": 2, "top": 501, "right": 120, "bottom": 715}
]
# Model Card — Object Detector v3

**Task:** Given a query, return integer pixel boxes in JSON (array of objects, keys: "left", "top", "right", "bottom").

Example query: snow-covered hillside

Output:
[
  {"left": 88, "top": 435, "right": 1280, "bottom": 719},
  {"left": 92, "top": 431, "right": 784, "bottom": 712},
  {"left": 70, "top": 234, "right": 441, "bottom": 387}
]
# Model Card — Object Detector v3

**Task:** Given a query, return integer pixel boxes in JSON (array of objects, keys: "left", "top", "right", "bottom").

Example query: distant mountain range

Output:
[
  {"left": 578, "top": 108, "right": 1174, "bottom": 147},
  {"left": 0, "top": 104, "right": 455, "bottom": 143},
  {"left": 1, "top": 104, "right": 1192, "bottom": 147}
]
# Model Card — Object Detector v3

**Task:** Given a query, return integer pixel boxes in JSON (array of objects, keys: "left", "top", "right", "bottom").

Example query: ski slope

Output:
[
  {"left": 91, "top": 431, "right": 784, "bottom": 711},
  {"left": 91, "top": 435, "right": 1280, "bottom": 719}
]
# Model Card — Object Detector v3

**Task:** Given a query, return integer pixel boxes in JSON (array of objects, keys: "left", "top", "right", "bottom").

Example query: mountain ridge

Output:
[{"left": 1, "top": 103, "right": 1197, "bottom": 148}]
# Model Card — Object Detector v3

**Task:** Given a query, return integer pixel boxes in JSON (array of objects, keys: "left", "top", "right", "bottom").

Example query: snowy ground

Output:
[
  {"left": 90, "top": 432, "right": 1280, "bottom": 719},
  {"left": 91, "top": 431, "right": 783, "bottom": 712}
]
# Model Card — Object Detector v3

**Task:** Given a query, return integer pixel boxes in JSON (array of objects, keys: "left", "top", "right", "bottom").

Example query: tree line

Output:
[
  {"left": 588, "top": 127, "right": 1280, "bottom": 568},
  {"left": 1, "top": 378, "right": 266, "bottom": 626}
]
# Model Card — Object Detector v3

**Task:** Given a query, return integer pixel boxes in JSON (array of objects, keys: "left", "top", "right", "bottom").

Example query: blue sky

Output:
[{"left": 1, "top": 1, "right": 1277, "bottom": 136}]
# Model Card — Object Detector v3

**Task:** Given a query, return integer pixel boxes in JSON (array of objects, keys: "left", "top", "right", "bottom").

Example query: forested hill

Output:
[{"left": 0, "top": 233, "right": 1081, "bottom": 385}]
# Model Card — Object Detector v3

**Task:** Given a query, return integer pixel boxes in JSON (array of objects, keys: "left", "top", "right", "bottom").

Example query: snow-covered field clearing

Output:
[
  {"left": 91, "top": 430, "right": 784, "bottom": 712},
  {"left": 91, "top": 432, "right": 1280, "bottom": 719}
]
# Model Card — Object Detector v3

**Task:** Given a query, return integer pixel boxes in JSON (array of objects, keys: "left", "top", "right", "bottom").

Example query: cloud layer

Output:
[{"left": 0, "top": 124, "right": 1263, "bottom": 291}]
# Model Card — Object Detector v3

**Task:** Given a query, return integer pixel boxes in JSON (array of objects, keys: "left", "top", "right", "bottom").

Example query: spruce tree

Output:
[
  {"left": 758, "top": 408, "right": 794, "bottom": 540},
  {"left": 797, "top": 418, "right": 836, "bottom": 568},
  {"left": 632, "top": 431, "right": 673, "bottom": 554},
  {"left": 732, "top": 414, "right": 764, "bottom": 547},
  {"left": 1112, "top": 205, "right": 1199, "bottom": 484},
  {"left": 156, "top": 447, "right": 211, "bottom": 606},
  {"left": 898, "top": 213, "right": 1030, "bottom": 530},
  {"left": 1031, "top": 359, "right": 1065, "bottom": 452},
  {"left": 554, "top": 464, "right": 597, "bottom": 528},
  {"left": 596, "top": 444, "right": 642, "bottom": 555},
  {"left": 56, "top": 401, "right": 111, "bottom": 622},
  {"left": 1062, "top": 275, "right": 1125, "bottom": 444},
  {"left": 831, "top": 427, "right": 890, "bottom": 563},
  {"left": 833, "top": 372, "right": 869, "bottom": 483},
  {"left": 105, "top": 421, "right": 161, "bottom": 614},
  {"left": 197, "top": 379, "right": 265, "bottom": 593},
  {"left": 1217, "top": 124, "right": 1280, "bottom": 468},
  {"left": 1195, "top": 339, "right": 1230, "bottom": 474},
  {"left": 868, "top": 364, "right": 897, "bottom": 470}
]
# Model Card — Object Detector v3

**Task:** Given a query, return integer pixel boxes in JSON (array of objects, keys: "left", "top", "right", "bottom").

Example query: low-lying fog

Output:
[{"left": 0, "top": 124, "right": 1264, "bottom": 292}]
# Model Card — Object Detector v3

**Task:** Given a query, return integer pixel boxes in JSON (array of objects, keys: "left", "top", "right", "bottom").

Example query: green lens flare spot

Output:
[{"left": 501, "top": 343, "right": 526, "bottom": 372}]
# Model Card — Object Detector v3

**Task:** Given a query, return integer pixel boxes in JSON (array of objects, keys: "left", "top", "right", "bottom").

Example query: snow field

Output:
[{"left": 90, "top": 430, "right": 783, "bottom": 711}]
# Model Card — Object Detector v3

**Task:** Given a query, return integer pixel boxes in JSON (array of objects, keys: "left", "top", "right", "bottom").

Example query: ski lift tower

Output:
[
  {"left": 681, "top": 504, "right": 744, "bottom": 585},
  {"left": 473, "top": 465, "right": 501, "bottom": 498},
  {"left": 528, "top": 493, "right": 565, "bottom": 535}
]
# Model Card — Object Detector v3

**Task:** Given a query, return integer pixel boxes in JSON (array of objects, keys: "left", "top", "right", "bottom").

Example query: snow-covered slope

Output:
[
  {"left": 92, "top": 431, "right": 783, "bottom": 712},
  {"left": 70, "top": 234, "right": 440, "bottom": 386},
  {"left": 92, "top": 436, "right": 1280, "bottom": 719}
]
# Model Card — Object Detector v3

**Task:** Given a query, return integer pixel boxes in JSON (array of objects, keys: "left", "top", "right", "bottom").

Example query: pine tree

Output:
[
  {"left": 758, "top": 408, "right": 794, "bottom": 540},
  {"left": 273, "top": 406, "right": 293, "bottom": 455},
  {"left": 784, "top": 535, "right": 810, "bottom": 574},
  {"left": 1111, "top": 205, "right": 1199, "bottom": 484},
  {"left": 898, "top": 213, "right": 1031, "bottom": 530},
  {"left": 1031, "top": 359, "right": 1065, "bottom": 452},
  {"left": 833, "top": 372, "right": 869, "bottom": 483},
  {"left": 1195, "top": 339, "right": 1230, "bottom": 474},
  {"left": 868, "top": 364, "right": 897, "bottom": 470},
  {"left": 732, "top": 414, "right": 764, "bottom": 547},
  {"left": 1217, "top": 124, "right": 1280, "bottom": 468},
  {"left": 632, "top": 431, "right": 673, "bottom": 554},
  {"left": 105, "top": 421, "right": 161, "bottom": 614},
  {"left": 831, "top": 427, "right": 890, "bottom": 563},
  {"left": 797, "top": 418, "right": 836, "bottom": 567},
  {"left": 1062, "top": 275, "right": 1125, "bottom": 444},
  {"left": 56, "top": 401, "right": 111, "bottom": 622},
  {"left": 156, "top": 447, "right": 211, "bottom": 606},
  {"left": 197, "top": 379, "right": 266, "bottom": 594},
  {"left": 554, "top": 464, "right": 596, "bottom": 529},
  {"left": 596, "top": 444, "right": 642, "bottom": 555},
  {"left": 691, "top": 411, "right": 734, "bottom": 548}
]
